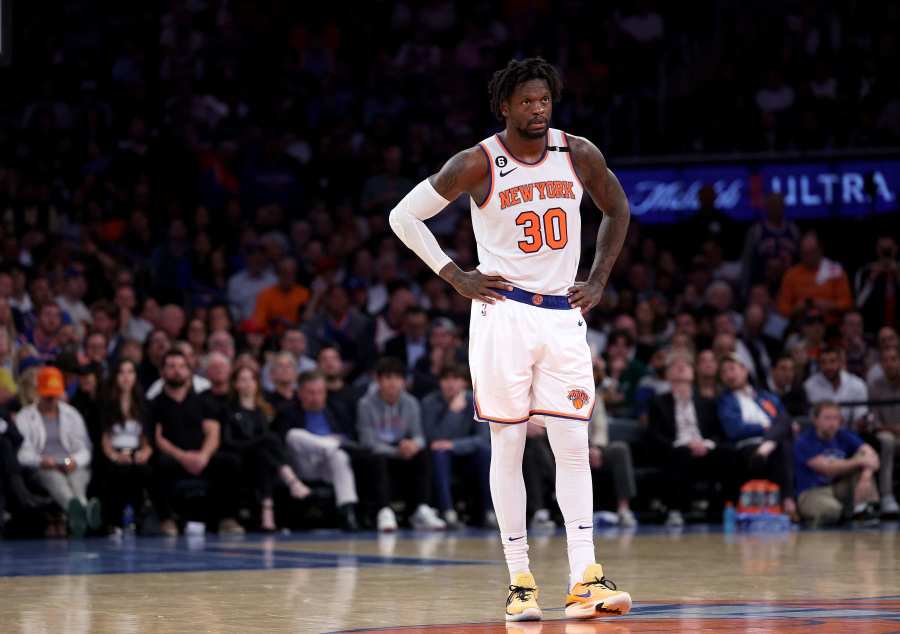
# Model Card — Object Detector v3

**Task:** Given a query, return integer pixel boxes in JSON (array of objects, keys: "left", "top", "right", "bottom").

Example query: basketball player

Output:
[{"left": 389, "top": 58, "right": 632, "bottom": 621}]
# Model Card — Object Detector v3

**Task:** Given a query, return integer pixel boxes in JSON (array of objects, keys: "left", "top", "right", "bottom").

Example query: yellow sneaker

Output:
[
  {"left": 505, "top": 572, "right": 542, "bottom": 622},
  {"left": 564, "top": 563, "right": 632, "bottom": 619}
]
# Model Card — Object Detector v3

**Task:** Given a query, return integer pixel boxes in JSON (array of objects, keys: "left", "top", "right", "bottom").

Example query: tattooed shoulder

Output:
[
  {"left": 429, "top": 146, "right": 488, "bottom": 199},
  {"left": 567, "top": 134, "right": 608, "bottom": 186}
]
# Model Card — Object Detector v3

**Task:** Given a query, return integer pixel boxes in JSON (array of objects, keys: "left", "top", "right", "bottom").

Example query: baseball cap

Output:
[{"left": 37, "top": 366, "right": 66, "bottom": 397}]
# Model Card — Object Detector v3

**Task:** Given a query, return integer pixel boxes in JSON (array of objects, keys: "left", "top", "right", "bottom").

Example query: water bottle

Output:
[
  {"left": 122, "top": 504, "right": 136, "bottom": 534},
  {"left": 723, "top": 501, "right": 737, "bottom": 534}
]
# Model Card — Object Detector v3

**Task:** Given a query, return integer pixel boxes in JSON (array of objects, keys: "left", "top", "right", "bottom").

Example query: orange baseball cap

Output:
[{"left": 37, "top": 366, "right": 66, "bottom": 397}]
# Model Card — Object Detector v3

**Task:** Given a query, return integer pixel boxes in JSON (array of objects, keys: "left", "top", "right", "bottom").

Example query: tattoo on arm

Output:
[{"left": 428, "top": 147, "right": 487, "bottom": 201}]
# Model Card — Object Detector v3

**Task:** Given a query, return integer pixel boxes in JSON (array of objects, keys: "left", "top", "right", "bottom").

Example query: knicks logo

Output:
[
  {"left": 761, "top": 400, "right": 777, "bottom": 417},
  {"left": 567, "top": 388, "right": 591, "bottom": 410}
]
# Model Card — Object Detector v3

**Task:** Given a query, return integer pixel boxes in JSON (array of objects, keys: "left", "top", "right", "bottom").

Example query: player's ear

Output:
[{"left": 500, "top": 99, "right": 510, "bottom": 119}]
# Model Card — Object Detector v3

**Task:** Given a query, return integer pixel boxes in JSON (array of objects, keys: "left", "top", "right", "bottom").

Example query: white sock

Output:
[
  {"left": 547, "top": 419, "right": 595, "bottom": 589},
  {"left": 489, "top": 422, "right": 530, "bottom": 581}
]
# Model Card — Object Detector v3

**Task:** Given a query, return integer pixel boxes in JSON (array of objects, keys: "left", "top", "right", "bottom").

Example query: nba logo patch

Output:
[{"left": 567, "top": 387, "right": 590, "bottom": 410}]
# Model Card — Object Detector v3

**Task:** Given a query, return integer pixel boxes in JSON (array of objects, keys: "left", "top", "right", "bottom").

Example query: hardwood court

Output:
[{"left": 1, "top": 525, "right": 898, "bottom": 633}]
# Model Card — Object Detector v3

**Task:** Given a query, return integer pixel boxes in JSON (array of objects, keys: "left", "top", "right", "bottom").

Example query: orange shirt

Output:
[
  {"left": 776, "top": 261, "right": 853, "bottom": 317},
  {"left": 252, "top": 284, "right": 311, "bottom": 333}
]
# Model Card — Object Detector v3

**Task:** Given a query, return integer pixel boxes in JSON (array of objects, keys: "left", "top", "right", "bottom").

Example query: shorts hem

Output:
[
  {"left": 528, "top": 405, "right": 594, "bottom": 422},
  {"left": 473, "top": 392, "right": 530, "bottom": 424}
]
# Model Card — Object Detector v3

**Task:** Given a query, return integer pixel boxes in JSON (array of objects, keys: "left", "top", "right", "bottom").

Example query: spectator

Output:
[
  {"left": 208, "top": 330, "right": 236, "bottom": 361},
  {"left": 201, "top": 352, "right": 233, "bottom": 406},
  {"left": 69, "top": 362, "right": 104, "bottom": 450},
  {"left": 768, "top": 355, "right": 810, "bottom": 419},
  {"left": 146, "top": 341, "right": 211, "bottom": 399},
  {"left": 260, "top": 327, "right": 316, "bottom": 393},
  {"left": 589, "top": 356, "right": 638, "bottom": 527},
  {"left": 158, "top": 304, "right": 186, "bottom": 341},
  {"left": 264, "top": 352, "right": 299, "bottom": 410},
  {"left": 272, "top": 370, "right": 359, "bottom": 531},
  {"left": 20, "top": 303, "right": 63, "bottom": 362},
  {"left": 55, "top": 268, "right": 91, "bottom": 339},
  {"left": 867, "top": 327, "right": 900, "bottom": 384},
  {"left": 740, "top": 193, "right": 801, "bottom": 295},
  {"left": 115, "top": 285, "right": 153, "bottom": 344},
  {"left": 138, "top": 329, "right": 170, "bottom": 391},
  {"left": 795, "top": 402, "right": 880, "bottom": 525},
  {"left": 357, "top": 358, "right": 445, "bottom": 531},
  {"left": 186, "top": 318, "right": 208, "bottom": 355},
  {"left": 208, "top": 304, "right": 234, "bottom": 335},
  {"left": 384, "top": 306, "right": 430, "bottom": 372},
  {"left": 410, "top": 317, "right": 466, "bottom": 398},
  {"left": 373, "top": 285, "right": 417, "bottom": 351},
  {"left": 227, "top": 241, "right": 277, "bottom": 322},
  {"left": 317, "top": 344, "right": 365, "bottom": 431},
  {"left": 804, "top": 347, "right": 869, "bottom": 428},
  {"left": 0, "top": 412, "right": 47, "bottom": 531},
  {"left": 252, "top": 257, "right": 310, "bottom": 336},
  {"left": 747, "top": 284, "right": 790, "bottom": 341},
  {"left": 777, "top": 232, "right": 853, "bottom": 319},
  {"left": 84, "top": 331, "right": 110, "bottom": 371},
  {"left": 785, "top": 308, "right": 828, "bottom": 367},
  {"left": 238, "top": 319, "right": 268, "bottom": 361},
  {"left": 16, "top": 367, "right": 101, "bottom": 537},
  {"left": 360, "top": 146, "right": 414, "bottom": 214},
  {"left": 694, "top": 349, "right": 719, "bottom": 399},
  {"left": 602, "top": 330, "right": 647, "bottom": 417},
  {"left": 304, "top": 285, "right": 374, "bottom": 379},
  {"left": 648, "top": 352, "right": 733, "bottom": 527},
  {"left": 90, "top": 300, "right": 122, "bottom": 359},
  {"left": 717, "top": 353, "right": 797, "bottom": 519},
  {"left": 740, "top": 303, "right": 779, "bottom": 386},
  {"left": 634, "top": 346, "right": 670, "bottom": 420},
  {"left": 841, "top": 311, "right": 871, "bottom": 379},
  {"left": 149, "top": 350, "right": 244, "bottom": 536},
  {"left": 224, "top": 365, "right": 309, "bottom": 532},
  {"left": 866, "top": 345, "right": 900, "bottom": 517},
  {"left": 420, "top": 363, "right": 492, "bottom": 528},
  {"left": 98, "top": 359, "right": 153, "bottom": 534},
  {"left": 855, "top": 235, "right": 900, "bottom": 330}
]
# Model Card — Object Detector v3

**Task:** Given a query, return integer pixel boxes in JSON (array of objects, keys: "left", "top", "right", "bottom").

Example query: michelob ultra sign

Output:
[{"left": 616, "top": 159, "right": 900, "bottom": 223}]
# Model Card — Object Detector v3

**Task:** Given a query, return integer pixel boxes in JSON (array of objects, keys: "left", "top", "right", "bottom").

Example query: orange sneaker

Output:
[{"left": 564, "top": 563, "right": 632, "bottom": 619}]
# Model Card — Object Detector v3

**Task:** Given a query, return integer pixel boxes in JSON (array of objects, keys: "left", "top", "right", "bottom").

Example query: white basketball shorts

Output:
[{"left": 468, "top": 289, "right": 595, "bottom": 426}]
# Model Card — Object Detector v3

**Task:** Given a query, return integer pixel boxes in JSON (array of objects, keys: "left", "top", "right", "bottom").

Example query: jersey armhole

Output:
[
  {"left": 475, "top": 143, "right": 494, "bottom": 209},
  {"left": 561, "top": 132, "right": 585, "bottom": 189}
]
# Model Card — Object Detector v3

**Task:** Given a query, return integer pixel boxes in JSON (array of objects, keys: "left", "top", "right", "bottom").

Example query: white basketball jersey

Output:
[{"left": 471, "top": 128, "right": 584, "bottom": 296}]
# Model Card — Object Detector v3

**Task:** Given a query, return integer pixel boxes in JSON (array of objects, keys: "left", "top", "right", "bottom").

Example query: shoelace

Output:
[
  {"left": 507, "top": 584, "right": 536, "bottom": 605},
  {"left": 584, "top": 576, "right": 617, "bottom": 591}
]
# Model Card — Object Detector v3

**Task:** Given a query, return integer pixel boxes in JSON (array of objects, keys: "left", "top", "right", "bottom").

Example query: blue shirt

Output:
[
  {"left": 794, "top": 427, "right": 863, "bottom": 495},
  {"left": 305, "top": 410, "right": 332, "bottom": 437}
]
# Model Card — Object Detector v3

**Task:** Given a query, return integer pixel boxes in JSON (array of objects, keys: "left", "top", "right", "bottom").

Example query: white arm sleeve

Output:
[{"left": 388, "top": 178, "right": 453, "bottom": 275}]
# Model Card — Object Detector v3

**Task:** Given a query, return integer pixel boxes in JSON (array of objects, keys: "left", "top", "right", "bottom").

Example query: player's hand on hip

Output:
[
  {"left": 567, "top": 280, "right": 605, "bottom": 313},
  {"left": 451, "top": 270, "right": 512, "bottom": 304}
]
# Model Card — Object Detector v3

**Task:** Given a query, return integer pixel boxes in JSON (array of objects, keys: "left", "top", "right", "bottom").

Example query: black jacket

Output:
[
  {"left": 647, "top": 392, "right": 722, "bottom": 452},
  {"left": 272, "top": 401, "right": 357, "bottom": 443}
]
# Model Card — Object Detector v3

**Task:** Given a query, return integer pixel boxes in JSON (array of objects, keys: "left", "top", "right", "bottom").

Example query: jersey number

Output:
[{"left": 516, "top": 207, "right": 568, "bottom": 253}]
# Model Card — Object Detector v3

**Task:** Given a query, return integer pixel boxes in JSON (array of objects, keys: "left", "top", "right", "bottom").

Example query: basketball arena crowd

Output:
[{"left": 1, "top": 1, "right": 899, "bottom": 538}]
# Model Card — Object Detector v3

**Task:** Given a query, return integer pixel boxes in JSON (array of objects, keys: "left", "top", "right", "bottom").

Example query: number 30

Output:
[{"left": 516, "top": 207, "right": 568, "bottom": 253}]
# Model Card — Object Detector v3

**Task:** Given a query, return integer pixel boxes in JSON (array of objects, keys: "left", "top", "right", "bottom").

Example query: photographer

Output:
[{"left": 856, "top": 235, "right": 900, "bottom": 330}]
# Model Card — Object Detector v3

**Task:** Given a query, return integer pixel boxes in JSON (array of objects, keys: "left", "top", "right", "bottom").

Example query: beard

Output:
[
  {"left": 515, "top": 124, "right": 547, "bottom": 140},
  {"left": 164, "top": 376, "right": 188, "bottom": 389}
]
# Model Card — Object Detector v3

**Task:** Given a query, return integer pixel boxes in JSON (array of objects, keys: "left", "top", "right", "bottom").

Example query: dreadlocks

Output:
[{"left": 487, "top": 57, "right": 563, "bottom": 121}]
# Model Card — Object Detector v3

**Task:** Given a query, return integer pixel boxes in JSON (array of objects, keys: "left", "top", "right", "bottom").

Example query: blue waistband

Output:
[{"left": 497, "top": 286, "right": 572, "bottom": 310}]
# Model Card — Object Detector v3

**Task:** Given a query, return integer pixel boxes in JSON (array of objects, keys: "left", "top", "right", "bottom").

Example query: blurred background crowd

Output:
[{"left": 0, "top": 0, "right": 899, "bottom": 537}]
